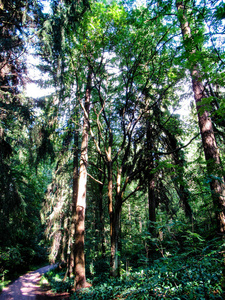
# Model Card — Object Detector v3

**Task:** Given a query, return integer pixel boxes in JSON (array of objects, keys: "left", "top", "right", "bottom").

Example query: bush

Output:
[{"left": 41, "top": 236, "right": 224, "bottom": 299}]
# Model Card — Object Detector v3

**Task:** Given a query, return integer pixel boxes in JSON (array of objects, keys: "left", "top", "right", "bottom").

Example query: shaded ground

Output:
[
  {"left": 0, "top": 265, "right": 70, "bottom": 300},
  {"left": 36, "top": 291, "right": 70, "bottom": 300},
  {"left": 35, "top": 284, "right": 70, "bottom": 300}
]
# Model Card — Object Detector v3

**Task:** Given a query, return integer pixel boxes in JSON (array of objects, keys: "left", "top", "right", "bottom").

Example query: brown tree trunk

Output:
[
  {"left": 107, "top": 147, "right": 122, "bottom": 277},
  {"left": 67, "top": 125, "right": 79, "bottom": 279},
  {"left": 108, "top": 161, "right": 115, "bottom": 276},
  {"left": 106, "top": 123, "right": 119, "bottom": 277},
  {"left": 111, "top": 200, "right": 121, "bottom": 277},
  {"left": 113, "top": 168, "right": 123, "bottom": 277},
  {"left": 74, "top": 68, "right": 92, "bottom": 290},
  {"left": 193, "top": 76, "right": 225, "bottom": 233},
  {"left": 146, "top": 119, "right": 156, "bottom": 234},
  {"left": 176, "top": 1, "right": 225, "bottom": 233},
  {"left": 74, "top": 206, "right": 86, "bottom": 289},
  {"left": 95, "top": 145, "right": 106, "bottom": 256},
  {"left": 148, "top": 178, "right": 156, "bottom": 225},
  {"left": 107, "top": 165, "right": 122, "bottom": 278},
  {"left": 99, "top": 175, "right": 106, "bottom": 256}
]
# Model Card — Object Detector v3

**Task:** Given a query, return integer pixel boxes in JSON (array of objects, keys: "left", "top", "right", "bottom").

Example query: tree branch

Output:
[{"left": 156, "top": 133, "right": 200, "bottom": 155}]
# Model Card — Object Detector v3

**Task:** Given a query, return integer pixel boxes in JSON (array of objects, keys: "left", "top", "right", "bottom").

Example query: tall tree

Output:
[
  {"left": 0, "top": 0, "right": 49, "bottom": 277},
  {"left": 176, "top": 0, "right": 225, "bottom": 234},
  {"left": 74, "top": 67, "right": 92, "bottom": 290}
]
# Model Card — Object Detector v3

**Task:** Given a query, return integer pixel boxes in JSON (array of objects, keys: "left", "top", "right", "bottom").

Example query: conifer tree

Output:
[{"left": 176, "top": 0, "right": 225, "bottom": 233}]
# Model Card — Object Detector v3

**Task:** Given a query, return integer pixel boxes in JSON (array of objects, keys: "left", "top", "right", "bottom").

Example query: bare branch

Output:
[
  {"left": 156, "top": 133, "right": 200, "bottom": 155},
  {"left": 87, "top": 173, "right": 103, "bottom": 185}
]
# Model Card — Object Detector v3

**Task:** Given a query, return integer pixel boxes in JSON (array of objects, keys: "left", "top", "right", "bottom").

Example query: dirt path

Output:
[{"left": 0, "top": 265, "right": 57, "bottom": 300}]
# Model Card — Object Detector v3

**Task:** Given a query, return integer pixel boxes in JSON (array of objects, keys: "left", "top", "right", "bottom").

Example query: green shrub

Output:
[{"left": 42, "top": 236, "right": 224, "bottom": 299}]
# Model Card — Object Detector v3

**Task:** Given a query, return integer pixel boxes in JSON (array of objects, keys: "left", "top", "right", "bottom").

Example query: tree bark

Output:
[
  {"left": 109, "top": 167, "right": 122, "bottom": 277},
  {"left": 74, "top": 205, "right": 86, "bottom": 289},
  {"left": 111, "top": 200, "right": 121, "bottom": 277},
  {"left": 108, "top": 161, "right": 115, "bottom": 276},
  {"left": 107, "top": 134, "right": 122, "bottom": 277},
  {"left": 176, "top": 1, "right": 225, "bottom": 233},
  {"left": 98, "top": 170, "right": 106, "bottom": 257},
  {"left": 67, "top": 125, "right": 79, "bottom": 279},
  {"left": 146, "top": 119, "right": 156, "bottom": 235},
  {"left": 74, "top": 68, "right": 92, "bottom": 290},
  {"left": 95, "top": 142, "right": 106, "bottom": 256}
]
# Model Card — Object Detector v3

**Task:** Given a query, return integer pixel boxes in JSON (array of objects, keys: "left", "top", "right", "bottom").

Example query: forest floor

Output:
[{"left": 0, "top": 265, "right": 70, "bottom": 300}]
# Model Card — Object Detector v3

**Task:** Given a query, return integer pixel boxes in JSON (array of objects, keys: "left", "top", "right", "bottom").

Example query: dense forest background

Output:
[{"left": 1, "top": 0, "right": 225, "bottom": 298}]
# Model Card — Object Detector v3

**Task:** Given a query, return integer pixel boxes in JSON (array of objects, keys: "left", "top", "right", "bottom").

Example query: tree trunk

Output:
[
  {"left": 74, "top": 206, "right": 86, "bottom": 289},
  {"left": 146, "top": 119, "right": 156, "bottom": 235},
  {"left": 148, "top": 178, "right": 156, "bottom": 226},
  {"left": 107, "top": 172, "right": 122, "bottom": 278},
  {"left": 110, "top": 200, "right": 121, "bottom": 277},
  {"left": 176, "top": 1, "right": 225, "bottom": 233},
  {"left": 99, "top": 178, "right": 106, "bottom": 256},
  {"left": 108, "top": 161, "right": 115, "bottom": 276},
  {"left": 108, "top": 152, "right": 122, "bottom": 278},
  {"left": 111, "top": 169, "right": 123, "bottom": 277},
  {"left": 67, "top": 125, "right": 79, "bottom": 279},
  {"left": 95, "top": 146, "right": 106, "bottom": 256},
  {"left": 74, "top": 68, "right": 92, "bottom": 290}
]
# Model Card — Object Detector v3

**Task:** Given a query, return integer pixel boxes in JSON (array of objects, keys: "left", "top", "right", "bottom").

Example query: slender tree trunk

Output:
[
  {"left": 99, "top": 178, "right": 106, "bottom": 256},
  {"left": 106, "top": 124, "right": 120, "bottom": 277},
  {"left": 74, "top": 68, "right": 92, "bottom": 290},
  {"left": 94, "top": 148, "right": 106, "bottom": 256},
  {"left": 146, "top": 119, "right": 156, "bottom": 235},
  {"left": 145, "top": 118, "right": 158, "bottom": 260},
  {"left": 107, "top": 143, "right": 122, "bottom": 277},
  {"left": 111, "top": 199, "right": 121, "bottom": 277},
  {"left": 108, "top": 161, "right": 115, "bottom": 276},
  {"left": 112, "top": 168, "right": 123, "bottom": 277},
  {"left": 67, "top": 124, "right": 79, "bottom": 279},
  {"left": 63, "top": 237, "right": 71, "bottom": 281},
  {"left": 176, "top": 1, "right": 225, "bottom": 233},
  {"left": 148, "top": 178, "right": 156, "bottom": 225}
]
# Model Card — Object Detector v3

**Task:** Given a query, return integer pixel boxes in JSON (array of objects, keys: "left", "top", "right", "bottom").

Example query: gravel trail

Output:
[{"left": 0, "top": 265, "right": 57, "bottom": 300}]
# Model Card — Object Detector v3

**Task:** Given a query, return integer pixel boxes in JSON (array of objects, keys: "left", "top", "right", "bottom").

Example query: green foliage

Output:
[
  {"left": 215, "top": 3, "right": 225, "bottom": 20},
  {"left": 42, "top": 237, "right": 224, "bottom": 299},
  {"left": 0, "top": 124, "right": 51, "bottom": 281},
  {"left": 1, "top": 0, "right": 225, "bottom": 297},
  {"left": 41, "top": 268, "right": 72, "bottom": 293}
]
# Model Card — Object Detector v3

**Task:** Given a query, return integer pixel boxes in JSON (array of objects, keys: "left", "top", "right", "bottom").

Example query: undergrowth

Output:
[{"left": 41, "top": 236, "right": 224, "bottom": 299}]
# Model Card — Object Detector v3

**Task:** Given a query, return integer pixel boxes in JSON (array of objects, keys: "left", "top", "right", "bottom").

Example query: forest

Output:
[{"left": 0, "top": 0, "right": 225, "bottom": 299}]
